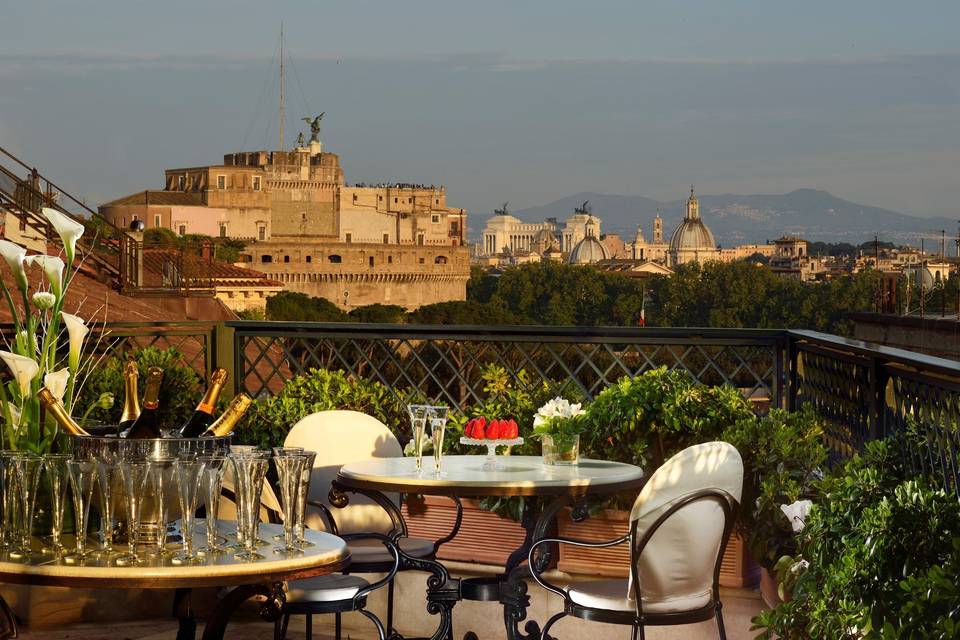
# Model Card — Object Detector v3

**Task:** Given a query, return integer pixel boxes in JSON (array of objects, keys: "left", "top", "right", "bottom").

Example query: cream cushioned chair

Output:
[
  {"left": 529, "top": 441, "right": 743, "bottom": 640},
  {"left": 279, "top": 410, "right": 461, "bottom": 638}
]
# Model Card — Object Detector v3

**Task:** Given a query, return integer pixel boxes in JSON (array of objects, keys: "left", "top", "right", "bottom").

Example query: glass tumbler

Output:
[
  {"left": 42, "top": 453, "right": 72, "bottom": 553},
  {"left": 65, "top": 459, "right": 98, "bottom": 563}
]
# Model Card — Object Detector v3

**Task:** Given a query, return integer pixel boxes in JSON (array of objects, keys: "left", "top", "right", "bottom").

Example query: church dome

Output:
[
  {"left": 669, "top": 185, "right": 716, "bottom": 252},
  {"left": 533, "top": 228, "right": 555, "bottom": 246},
  {"left": 568, "top": 236, "right": 610, "bottom": 264}
]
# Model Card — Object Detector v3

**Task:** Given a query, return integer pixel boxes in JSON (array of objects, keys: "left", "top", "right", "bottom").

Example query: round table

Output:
[
  {"left": 334, "top": 455, "right": 645, "bottom": 640},
  {"left": 0, "top": 522, "right": 349, "bottom": 640}
]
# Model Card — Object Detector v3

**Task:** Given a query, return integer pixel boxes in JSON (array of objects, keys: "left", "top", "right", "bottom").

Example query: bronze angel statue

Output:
[{"left": 302, "top": 113, "right": 325, "bottom": 142}]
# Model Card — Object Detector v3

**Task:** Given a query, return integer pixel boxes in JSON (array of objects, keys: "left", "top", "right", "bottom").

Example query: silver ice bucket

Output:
[{"left": 68, "top": 433, "right": 232, "bottom": 544}]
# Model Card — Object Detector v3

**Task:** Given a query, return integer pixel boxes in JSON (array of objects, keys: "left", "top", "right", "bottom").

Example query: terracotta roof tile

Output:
[{"left": 101, "top": 190, "right": 204, "bottom": 207}]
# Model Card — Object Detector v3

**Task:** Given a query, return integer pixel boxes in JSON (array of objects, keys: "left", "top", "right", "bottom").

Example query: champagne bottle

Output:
[
  {"left": 178, "top": 367, "right": 228, "bottom": 437},
  {"left": 117, "top": 359, "right": 141, "bottom": 432},
  {"left": 124, "top": 366, "right": 164, "bottom": 439},
  {"left": 201, "top": 393, "right": 253, "bottom": 437},
  {"left": 38, "top": 388, "right": 91, "bottom": 436}
]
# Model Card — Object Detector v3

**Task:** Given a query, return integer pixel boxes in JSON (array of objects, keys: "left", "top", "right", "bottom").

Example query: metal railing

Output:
[{"left": 2, "top": 319, "right": 956, "bottom": 495}]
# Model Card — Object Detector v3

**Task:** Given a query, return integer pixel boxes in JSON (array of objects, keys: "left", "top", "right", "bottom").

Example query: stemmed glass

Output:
[
  {"left": 10, "top": 454, "right": 44, "bottom": 560},
  {"left": 270, "top": 447, "right": 302, "bottom": 542},
  {"left": 173, "top": 456, "right": 205, "bottom": 564},
  {"left": 272, "top": 452, "right": 305, "bottom": 554},
  {"left": 65, "top": 459, "right": 98, "bottom": 563},
  {"left": 229, "top": 451, "right": 269, "bottom": 561},
  {"left": 95, "top": 451, "right": 121, "bottom": 555},
  {"left": 0, "top": 451, "right": 20, "bottom": 549},
  {"left": 407, "top": 404, "right": 430, "bottom": 472},
  {"left": 115, "top": 458, "right": 149, "bottom": 566},
  {"left": 146, "top": 457, "right": 176, "bottom": 557},
  {"left": 42, "top": 453, "right": 72, "bottom": 554},
  {"left": 428, "top": 406, "right": 450, "bottom": 474},
  {"left": 197, "top": 455, "right": 226, "bottom": 556},
  {"left": 294, "top": 451, "right": 317, "bottom": 548}
]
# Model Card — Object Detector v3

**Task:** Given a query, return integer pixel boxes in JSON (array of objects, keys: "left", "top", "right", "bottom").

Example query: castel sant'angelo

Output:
[{"left": 99, "top": 118, "right": 469, "bottom": 310}]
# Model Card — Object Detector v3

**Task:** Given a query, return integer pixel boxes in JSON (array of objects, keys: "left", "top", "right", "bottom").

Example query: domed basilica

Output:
[{"left": 669, "top": 186, "right": 719, "bottom": 265}]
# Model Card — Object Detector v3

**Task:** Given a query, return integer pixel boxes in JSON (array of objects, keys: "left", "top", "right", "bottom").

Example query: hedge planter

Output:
[
  {"left": 556, "top": 509, "right": 760, "bottom": 588},
  {"left": 402, "top": 496, "right": 528, "bottom": 566}
]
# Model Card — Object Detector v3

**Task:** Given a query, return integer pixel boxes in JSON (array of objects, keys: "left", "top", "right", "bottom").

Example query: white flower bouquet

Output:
[
  {"left": 533, "top": 397, "right": 586, "bottom": 465},
  {"left": 0, "top": 208, "right": 111, "bottom": 452}
]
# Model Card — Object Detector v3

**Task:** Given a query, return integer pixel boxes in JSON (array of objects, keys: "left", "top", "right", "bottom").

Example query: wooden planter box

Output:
[
  {"left": 556, "top": 509, "right": 760, "bottom": 588},
  {"left": 402, "top": 496, "right": 528, "bottom": 566}
]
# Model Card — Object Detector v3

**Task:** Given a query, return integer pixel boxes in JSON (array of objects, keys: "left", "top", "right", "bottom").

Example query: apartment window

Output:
[
  {"left": 353, "top": 194, "right": 358, "bottom": 202},
  {"left": 394, "top": 198, "right": 398, "bottom": 203},
  {"left": 305, "top": 255, "right": 312, "bottom": 263},
  {"left": 387, "top": 256, "right": 393, "bottom": 264},
  {"left": 154, "top": 214, "right": 161, "bottom": 228},
  {"left": 418, "top": 257, "right": 425, "bottom": 264},
  {"left": 261, "top": 255, "right": 272, "bottom": 263},
  {"left": 417, "top": 233, "right": 424, "bottom": 246},
  {"left": 383, "top": 233, "right": 390, "bottom": 244},
  {"left": 177, "top": 175, "right": 185, "bottom": 190},
  {"left": 450, "top": 221, "right": 459, "bottom": 233},
  {"left": 368, "top": 256, "right": 374, "bottom": 267},
  {"left": 252, "top": 176, "right": 261, "bottom": 191},
  {"left": 258, "top": 226, "right": 266, "bottom": 241},
  {"left": 431, "top": 214, "right": 440, "bottom": 224},
  {"left": 328, "top": 255, "right": 342, "bottom": 264},
  {"left": 178, "top": 225, "right": 186, "bottom": 236},
  {"left": 435, "top": 199, "right": 439, "bottom": 205},
  {"left": 435, "top": 255, "right": 448, "bottom": 264},
  {"left": 378, "top": 195, "right": 383, "bottom": 201},
  {"left": 408, "top": 198, "right": 412, "bottom": 204},
  {"left": 217, "top": 175, "right": 226, "bottom": 190},
  {"left": 284, "top": 255, "right": 290, "bottom": 263},
  {"left": 345, "top": 233, "right": 352, "bottom": 243},
  {"left": 219, "top": 223, "right": 227, "bottom": 238}
]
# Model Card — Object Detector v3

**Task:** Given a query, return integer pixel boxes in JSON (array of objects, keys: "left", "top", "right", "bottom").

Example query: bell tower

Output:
[
  {"left": 686, "top": 185, "right": 700, "bottom": 220},
  {"left": 653, "top": 210, "right": 664, "bottom": 244}
]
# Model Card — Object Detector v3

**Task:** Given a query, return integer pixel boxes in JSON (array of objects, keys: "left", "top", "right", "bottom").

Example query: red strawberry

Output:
[
  {"left": 474, "top": 420, "right": 486, "bottom": 440},
  {"left": 477, "top": 416, "right": 487, "bottom": 430},
  {"left": 507, "top": 419, "right": 519, "bottom": 439},
  {"left": 487, "top": 419, "right": 500, "bottom": 440},
  {"left": 465, "top": 418, "right": 476, "bottom": 438}
]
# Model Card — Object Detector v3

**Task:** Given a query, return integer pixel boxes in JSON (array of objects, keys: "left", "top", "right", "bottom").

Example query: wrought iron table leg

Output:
[
  {"left": 501, "top": 496, "right": 572, "bottom": 640},
  {"left": 200, "top": 582, "right": 285, "bottom": 640},
  {"left": 0, "top": 592, "right": 16, "bottom": 639},
  {"left": 173, "top": 587, "right": 196, "bottom": 640}
]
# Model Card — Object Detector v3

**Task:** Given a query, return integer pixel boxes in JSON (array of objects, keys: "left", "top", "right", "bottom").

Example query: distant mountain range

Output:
[{"left": 485, "top": 189, "right": 956, "bottom": 247}]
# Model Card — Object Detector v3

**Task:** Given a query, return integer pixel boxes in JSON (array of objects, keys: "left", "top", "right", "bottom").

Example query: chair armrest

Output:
[
  {"left": 430, "top": 496, "right": 463, "bottom": 552},
  {"left": 306, "top": 499, "right": 339, "bottom": 536},
  {"left": 527, "top": 534, "right": 631, "bottom": 599},
  {"left": 341, "top": 533, "right": 400, "bottom": 606}
]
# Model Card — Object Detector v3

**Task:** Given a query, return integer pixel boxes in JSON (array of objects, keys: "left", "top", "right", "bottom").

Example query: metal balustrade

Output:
[{"left": 1, "top": 320, "right": 957, "bottom": 494}]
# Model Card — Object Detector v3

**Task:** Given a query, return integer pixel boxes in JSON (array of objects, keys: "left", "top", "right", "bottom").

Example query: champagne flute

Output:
[
  {"left": 95, "top": 451, "right": 121, "bottom": 555},
  {"left": 294, "top": 451, "right": 317, "bottom": 548},
  {"left": 146, "top": 456, "right": 175, "bottom": 557},
  {"left": 272, "top": 452, "right": 305, "bottom": 554},
  {"left": 65, "top": 459, "right": 98, "bottom": 564},
  {"left": 197, "top": 455, "right": 226, "bottom": 555},
  {"left": 173, "top": 457, "right": 205, "bottom": 564},
  {"left": 11, "top": 454, "right": 43, "bottom": 560},
  {"left": 115, "top": 458, "right": 148, "bottom": 566},
  {"left": 230, "top": 452, "right": 269, "bottom": 561},
  {"left": 42, "top": 453, "right": 72, "bottom": 554},
  {"left": 428, "top": 406, "right": 450, "bottom": 474},
  {"left": 407, "top": 404, "right": 430, "bottom": 472}
]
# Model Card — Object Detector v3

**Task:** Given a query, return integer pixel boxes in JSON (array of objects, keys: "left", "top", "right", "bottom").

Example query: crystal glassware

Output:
[
  {"left": 42, "top": 453, "right": 72, "bottom": 553},
  {"left": 229, "top": 452, "right": 269, "bottom": 560},
  {"left": 0, "top": 451, "right": 21, "bottom": 549},
  {"left": 94, "top": 451, "right": 121, "bottom": 555},
  {"left": 294, "top": 451, "right": 317, "bottom": 548},
  {"left": 115, "top": 458, "right": 149, "bottom": 566},
  {"left": 428, "top": 406, "right": 450, "bottom": 474},
  {"left": 272, "top": 452, "right": 305, "bottom": 554},
  {"left": 10, "top": 454, "right": 43, "bottom": 560},
  {"left": 173, "top": 457, "right": 205, "bottom": 564},
  {"left": 197, "top": 455, "right": 226, "bottom": 555},
  {"left": 407, "top": 404, "right": 430, "bottom": 472},
  {"left": 270, "top": 447, "right": 303, "bottom": 541},
  {"left": 146, "top": 456, "right": 176, "bottom": 557},
  {"left": 65, "top": 459, "right": 98, "bottom": 563}
]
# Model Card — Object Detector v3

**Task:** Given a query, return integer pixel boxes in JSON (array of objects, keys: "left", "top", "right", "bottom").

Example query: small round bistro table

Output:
[
  {"left": 333, "top": 455, "right": 645, "bottom": 640},
  {"left": 0, "top": 522, "right": 350, "bottom": 640}
]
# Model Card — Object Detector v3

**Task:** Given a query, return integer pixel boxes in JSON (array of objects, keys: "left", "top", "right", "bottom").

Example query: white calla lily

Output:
[
  {"left": 60, "top": 312, "right": 90, "bottom": 372},
  {"left": 0, "top": 350, "right": 39, "bottom": 397},
  {"left": 26, "top": 255, "right": 65, "bottom": 298},
  {"left": 0, "top": 239, "right": 28, "bottom": 291},
  {"left": 780, "top": 499, "right": 813, "bottom": 532},
  {"left": 43, "top": 368, "right": 70, "bottom": 402},
  {"left": 41, "top": 207, "right": 84, "bottom": 265}
]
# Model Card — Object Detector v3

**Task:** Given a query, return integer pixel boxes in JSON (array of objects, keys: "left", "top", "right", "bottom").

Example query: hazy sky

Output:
[{"left": 2, "top": 1, "right": 959, "bottom": 225}]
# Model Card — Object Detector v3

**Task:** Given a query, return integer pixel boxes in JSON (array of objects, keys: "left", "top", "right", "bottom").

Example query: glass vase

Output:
[{"left": 541, "top": 434, "right": 580, "bottom": 466}]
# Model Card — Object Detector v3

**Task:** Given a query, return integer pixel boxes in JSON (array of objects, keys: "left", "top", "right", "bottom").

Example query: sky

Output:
[{"left": 2, "top": 0, "right": 959, "bottom": 226}]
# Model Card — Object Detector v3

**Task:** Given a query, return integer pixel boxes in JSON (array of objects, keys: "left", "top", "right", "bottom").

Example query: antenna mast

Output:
[{"left": 279, "top": 23, "right": 285, "bottom": 150}]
